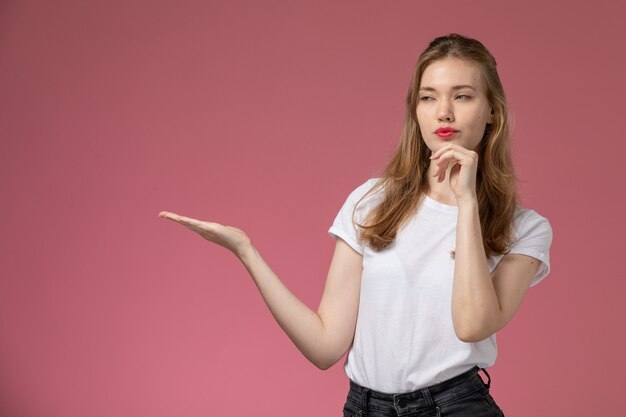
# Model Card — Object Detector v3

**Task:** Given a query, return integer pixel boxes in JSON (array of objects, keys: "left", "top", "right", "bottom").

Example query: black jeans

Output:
[{"left": 342, "top": 366, "right": 505, "bottom": 417}]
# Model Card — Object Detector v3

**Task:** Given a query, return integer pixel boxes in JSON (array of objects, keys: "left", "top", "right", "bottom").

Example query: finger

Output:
[
  {"left": 435, "top": 149, "right": 474, "bottom": 168},
  {"left": 430, "top": 143, "right": 471, "bottom": 160},
  {"left": 181, "top": 219, "right": 222, "bottom": 236},
  {"left": 160, "top": 212, "right": 202, "bottom": 226},
  {"left": 435, "top": 146, "right": 468, "bottom": 159},
  {"left": 435, "top": 154, "right": 459, "bottom": 173},
  {"left": 433, "top": 149, "right": 471, "bottom": 182},
  {"left": 430, "top": 144, "right": 456, "bottom": 160},
  {"left": 450, "top": 163, "right": 462, "bottom": 177},
  {"left": 181, "top": 222, "right": 209, "bottom": 236},
  {"left": 432, "top": 159, "right": 445, "bottom": 175},
  {"left": 432, "top": 159, "right": 450, "bottom": 182},
  {"left": 159, "top": 211, "right": 188, "bottom": 222}
]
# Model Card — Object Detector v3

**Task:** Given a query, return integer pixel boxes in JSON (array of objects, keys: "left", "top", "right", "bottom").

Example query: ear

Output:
[{"left": 487, "top": 107, "right": 495, "bottom": 124}]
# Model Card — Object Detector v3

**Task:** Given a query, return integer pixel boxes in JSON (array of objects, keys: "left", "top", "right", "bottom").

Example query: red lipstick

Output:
[{"left": 434, "top": 127, "right": 458, "bottom": 138}]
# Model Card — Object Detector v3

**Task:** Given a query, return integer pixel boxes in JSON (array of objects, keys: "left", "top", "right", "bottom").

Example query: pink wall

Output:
[{"left": 1, "top": 0, "right": 624, "bottom": 416}]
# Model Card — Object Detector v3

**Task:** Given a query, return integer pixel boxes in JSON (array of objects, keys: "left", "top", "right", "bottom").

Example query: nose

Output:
[{"left": 437, "top": 99, "right": 454, "bottom": 122}]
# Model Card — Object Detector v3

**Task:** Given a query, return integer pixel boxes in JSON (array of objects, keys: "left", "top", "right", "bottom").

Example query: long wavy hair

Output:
[{"left": 357, "top": 33, "right": 517, "bottom": 258}]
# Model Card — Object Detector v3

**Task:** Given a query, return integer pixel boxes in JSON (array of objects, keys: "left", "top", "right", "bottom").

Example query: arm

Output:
[
  {"left": 240, "top": 238, "right": 362, "bottom": 369},
  {"left": 429, "top": 145, "right": 541, "bottom": 343},
  {"left": 452, "top": 200, "right": 539, "bottom": 342},
  {"left": 158, "top": 211, "right": 362, "bottom": 369}
]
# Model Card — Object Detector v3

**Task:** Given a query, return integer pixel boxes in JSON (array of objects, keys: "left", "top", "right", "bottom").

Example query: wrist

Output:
[
  {"left": 456, "top": 194, "right": 479, "bottom": 208},
  {"left": 236, "top": 241, "right": 258, "bottom": 264}
]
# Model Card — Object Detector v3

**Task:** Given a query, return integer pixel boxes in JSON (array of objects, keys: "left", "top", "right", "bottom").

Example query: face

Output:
[{"left": 416, "top": 57, "right": 494, "bottom": 153}]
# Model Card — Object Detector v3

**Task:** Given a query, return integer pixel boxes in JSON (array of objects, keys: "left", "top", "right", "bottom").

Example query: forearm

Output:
[
  {"left": 452, "top": 197, "right": 501, "bottom": 342},
  {"left": 238, "top": 244, "right": 340, "bottom": 369}
]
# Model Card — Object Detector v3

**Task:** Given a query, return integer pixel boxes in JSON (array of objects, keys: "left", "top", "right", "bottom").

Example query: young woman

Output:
[{"left": 159, "top": 33, "right": 552, "bottom": 416}]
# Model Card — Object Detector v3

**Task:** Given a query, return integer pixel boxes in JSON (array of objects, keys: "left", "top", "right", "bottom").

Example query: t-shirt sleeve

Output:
[
  {"left": 508, "top": 208, "right": 553, "bottom": 287},
  {"left": 328, "top": 179, "right": 380, "bottom": 255}
]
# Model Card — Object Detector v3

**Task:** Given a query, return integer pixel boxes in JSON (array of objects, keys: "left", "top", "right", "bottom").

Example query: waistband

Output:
[{"left": 347, "top": 366, "right": 491, "bottom": 414}]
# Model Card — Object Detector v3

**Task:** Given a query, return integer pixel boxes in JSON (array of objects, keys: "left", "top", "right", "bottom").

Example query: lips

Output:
[
  {"left": 434, "top": 127, "right": 458, "bottom": 139},
  {"left": 434, "top": 127, "right": 458, "bottom": 134}
]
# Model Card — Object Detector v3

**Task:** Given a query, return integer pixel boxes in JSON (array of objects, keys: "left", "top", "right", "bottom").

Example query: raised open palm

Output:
[{"left": 158, "top": 211, "right": 252, "bottom": 257}]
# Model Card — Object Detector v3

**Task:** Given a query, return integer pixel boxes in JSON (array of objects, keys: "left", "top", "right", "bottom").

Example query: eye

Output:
[
  {"left": 419, "top": 96, "right": 434, "bottom": 101},
  {"left": 456, "top": 95, "right": 472, "bottom": 100}
]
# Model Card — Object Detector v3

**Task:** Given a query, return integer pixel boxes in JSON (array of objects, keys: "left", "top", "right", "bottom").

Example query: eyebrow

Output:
[{"left": 419, "top": 85, "right": 477, "bottom": 92}]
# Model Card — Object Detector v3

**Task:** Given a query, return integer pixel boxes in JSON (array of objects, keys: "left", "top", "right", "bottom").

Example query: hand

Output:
[
  {"left": 430, "top": 144, "right": 479, "bottom": 202},
  {"left": 158, "top": 211, "right": 253, "bottom": 258}
]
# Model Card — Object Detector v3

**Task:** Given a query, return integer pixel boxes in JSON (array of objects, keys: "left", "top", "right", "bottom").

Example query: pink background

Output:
[{"left": 1, "top": 0, "right": 624, "bottom": 416}]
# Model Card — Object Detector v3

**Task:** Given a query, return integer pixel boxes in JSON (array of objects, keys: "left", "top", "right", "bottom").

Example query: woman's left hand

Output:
[{"left": 430, "top": 144, "right": 479, "bottom": 203}]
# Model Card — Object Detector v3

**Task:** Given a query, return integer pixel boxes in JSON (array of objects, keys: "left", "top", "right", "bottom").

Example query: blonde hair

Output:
[{"left": 357, "top": 33, "right": 517, "bottom": 258}]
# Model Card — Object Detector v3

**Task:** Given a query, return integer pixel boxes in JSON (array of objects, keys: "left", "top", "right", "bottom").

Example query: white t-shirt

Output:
[{"left": 328, "top": 178, "right": 553, "bottom": 393}]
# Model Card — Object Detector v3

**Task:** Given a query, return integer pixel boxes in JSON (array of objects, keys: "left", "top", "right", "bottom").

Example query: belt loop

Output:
[
  {"left": 479, "top": 367, "right": 492, "bottom": 389},
  {"left": 359, "top": 386, "right": 369, "bottom": 416},
  {"left": 420, "top": 387, "right": 435, "bottom": 408}
]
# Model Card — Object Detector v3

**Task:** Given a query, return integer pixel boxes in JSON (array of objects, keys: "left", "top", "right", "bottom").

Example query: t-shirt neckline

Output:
[{"left": 423, "top": 195, "right": 459, "bottom": 213}]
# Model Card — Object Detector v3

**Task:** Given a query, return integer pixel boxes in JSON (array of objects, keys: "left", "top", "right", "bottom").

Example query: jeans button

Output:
[{"left": 397, "top": 397, "right": 408, "bottom": 408}]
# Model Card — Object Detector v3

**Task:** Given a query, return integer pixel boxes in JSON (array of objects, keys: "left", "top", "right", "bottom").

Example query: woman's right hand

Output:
[{"left": 158, "top": 211, "right": 253, "bottom": 258}]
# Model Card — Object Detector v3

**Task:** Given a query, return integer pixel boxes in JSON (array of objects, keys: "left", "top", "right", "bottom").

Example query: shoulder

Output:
[
  {"left": 335, "top": 178, "right": 385, "bottom": 223},
  {"left": 341, "top": 178, "right": 384, "bottom": 209},
  {"left": 508, "top": 204, "right": 553, "bottom": 267},
  {"left": 329, "top": 178, "right": 383, "bottom": 254},
  {"left": 512, "top": 205, "right": 553, "bottom": 239},
  {"left": 502, "top": 204, "right": 554, "bottom": 286}
]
